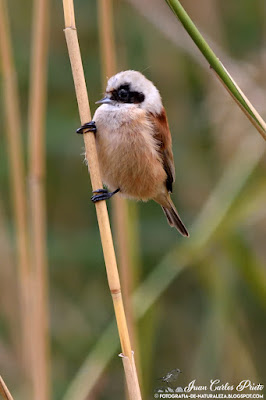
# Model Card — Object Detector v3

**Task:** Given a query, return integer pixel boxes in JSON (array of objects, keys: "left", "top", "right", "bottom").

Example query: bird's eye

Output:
[{"left": 118, "top": 88, "right": 129, "bottom": 102}]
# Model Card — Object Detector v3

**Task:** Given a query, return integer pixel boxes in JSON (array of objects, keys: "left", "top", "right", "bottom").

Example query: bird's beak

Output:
[{"left": 95, "top": 96, "right": 113, "bottom": 105}]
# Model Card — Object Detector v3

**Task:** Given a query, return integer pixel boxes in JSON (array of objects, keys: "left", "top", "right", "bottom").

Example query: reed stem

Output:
[
  {"left": 28, "top": 0, "right": 50, "bottom": 398},
  {"left": 98, "top": 0, "right": 116, "bottom": 84},
  {"left": 165, "top": 0, "right": 266, "bottom": 140},
  {"left": 62, "top": 1, "right": 142, "bottom": 398},
  {"left": 0, "top": 376, "right": 14, "bottom": 400},
  {"left": 0, "top": 0, "right": 32, "bottom": 384}
]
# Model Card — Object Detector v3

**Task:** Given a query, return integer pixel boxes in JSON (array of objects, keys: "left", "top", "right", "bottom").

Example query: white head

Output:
[{"left": 96, "top": 70, "right": 163, "bottom": 115}]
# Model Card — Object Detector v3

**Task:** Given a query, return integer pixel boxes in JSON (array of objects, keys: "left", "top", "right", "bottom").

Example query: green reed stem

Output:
[{"left": 165, "top": 0, "right": 266, "bottom": 138}]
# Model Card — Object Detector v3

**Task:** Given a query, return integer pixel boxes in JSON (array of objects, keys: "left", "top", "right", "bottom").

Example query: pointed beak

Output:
[{"left": 95, "top": 96, "right": 113, "bottom": 105}]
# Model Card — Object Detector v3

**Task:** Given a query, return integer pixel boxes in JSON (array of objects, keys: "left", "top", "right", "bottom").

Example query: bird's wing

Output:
[{"left": 148, "top": 108, "right": 175, "bottom": 193}]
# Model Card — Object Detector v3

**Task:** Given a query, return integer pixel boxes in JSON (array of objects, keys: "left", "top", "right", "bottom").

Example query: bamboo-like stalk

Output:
[
  {"left": 28, "top": 0, "right": 50, "bottom": 398},
  {"left": 165, "top": 0, "right": 266, "bottom": 140},
  {"left": 0, "top": 376, "right": 14, "bottom": 400},
  {"left": 97, "top": 0, "right": 140, "bottom": 365},
  {"left": 0, "top": 0, "right": 32, "bottom": 382},
  {"left": 62, "top": 1, "right": 142, "bottom": 398}
]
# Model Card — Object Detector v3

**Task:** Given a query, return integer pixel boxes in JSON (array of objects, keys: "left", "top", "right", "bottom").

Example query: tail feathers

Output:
[{"left": 162, "top": 201, "right": 189, "bottom": 237}]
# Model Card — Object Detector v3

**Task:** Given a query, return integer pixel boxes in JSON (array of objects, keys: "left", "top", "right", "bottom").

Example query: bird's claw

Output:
[
  {"left": 91, "top": 188, "right": 120, "bottom": 203},
  {"left": 76, "top": 120, "right": 97, "bottom": 134}
]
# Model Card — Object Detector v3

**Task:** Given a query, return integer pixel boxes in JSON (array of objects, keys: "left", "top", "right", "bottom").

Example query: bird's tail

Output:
[{"left": 161, "top": 198, "right": 189, "bottom": 237}]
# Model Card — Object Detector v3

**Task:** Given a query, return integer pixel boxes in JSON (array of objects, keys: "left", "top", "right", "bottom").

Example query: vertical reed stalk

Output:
[
  {"left": 98, "top": 0, "right": 116, "bottom": 85},
  {"left": 97, "top": 0, "right": 140, "bottom": 363},
  {"left": 62, "top": 1, "right": 142, "bottom": 398},
  {"left": 0, "top": 0, "right": 32, "bottom": 384},
  {"left": 0, "top": 376, "right": 14, "bottom": 400},
  {"left": 28, "top": 0, "right": 50, "bottom": 398}
]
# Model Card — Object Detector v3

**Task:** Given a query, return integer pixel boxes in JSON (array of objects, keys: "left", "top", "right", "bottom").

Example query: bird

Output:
[
  {"left": 158, "top": 368, "right": 182, "bottom": 385},
  {"left": 77, "top": 70, "right": 189, "bottom": 237}
]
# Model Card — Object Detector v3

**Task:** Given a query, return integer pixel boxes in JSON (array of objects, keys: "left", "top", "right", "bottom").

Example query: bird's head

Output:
[{"left": 96, "top": 70, "right": 163, "bottom": 114}]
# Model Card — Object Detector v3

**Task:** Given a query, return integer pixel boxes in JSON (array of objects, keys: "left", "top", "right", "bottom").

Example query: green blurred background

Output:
[{"left": 0, "top": 0, "right": 265, "bottom": 399}]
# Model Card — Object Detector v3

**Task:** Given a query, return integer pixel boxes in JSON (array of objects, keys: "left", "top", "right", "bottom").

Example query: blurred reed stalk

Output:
[
  {"left": 165, "top": 0, "right": 266, "bottom": 140},
  {"left": 98, "top": 0, "right": 116, "bottom": 84},
  {"left": 97, "top": 0, "right": 141, "bottom": 378},
  {"left": 0, "top": 200, "right": 19, "bottom": 354},
  {"left": 0, "top": 376, "right": 14, "bottom": 400},
  {"left": 28, "top": 0, "right": 50, "bottom": 398},
  {"left": 62, "top": 1, "right": 142, "bottom": 398},
  {"left": 0, "top": 0, "right": 32, "bottom": 383}
]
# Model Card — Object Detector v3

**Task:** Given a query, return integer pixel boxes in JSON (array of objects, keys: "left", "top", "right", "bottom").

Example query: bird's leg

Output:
[
  {"left": 168, "top": 383, "right": 174, "bottom": 390},
  {"left": 91, "top": 188, "right": 120, "bottom": 203},
  {"left": 76, "top": 120, "right": 97, "bottom": 135}
]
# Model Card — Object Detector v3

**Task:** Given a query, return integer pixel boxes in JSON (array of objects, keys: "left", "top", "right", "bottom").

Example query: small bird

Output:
[
  {"left": 77, "top": 70, "right": 189, "bottom": 237},
  {"left": 158, "top": 368, "right": 182, "bottom": 385}
]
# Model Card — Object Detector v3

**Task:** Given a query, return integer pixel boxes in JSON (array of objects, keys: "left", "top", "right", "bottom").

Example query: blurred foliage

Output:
[{"left": 0, "top": 0, "right": 265, "bottom": 399}]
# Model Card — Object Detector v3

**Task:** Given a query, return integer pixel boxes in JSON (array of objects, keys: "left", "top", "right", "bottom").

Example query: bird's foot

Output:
[
  {"left": 76, "top": 120, "right": 97, "bottom": 135},
  {"left": 91, "top": 188, "right": 120, "bottom": 203}
]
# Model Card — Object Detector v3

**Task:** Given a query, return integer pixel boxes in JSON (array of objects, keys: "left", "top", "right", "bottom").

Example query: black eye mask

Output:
[{"left": 111, "top": 84, "right": 145, "bottom": 104}]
